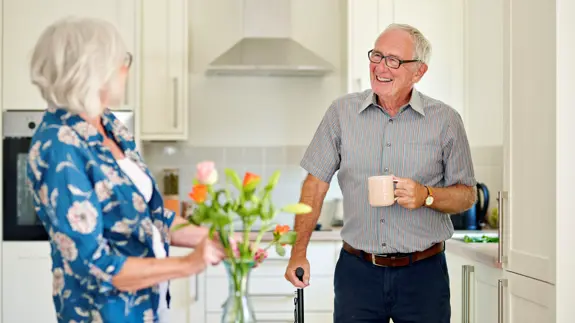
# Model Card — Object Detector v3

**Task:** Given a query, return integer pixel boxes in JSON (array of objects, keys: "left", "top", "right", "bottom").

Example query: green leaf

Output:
[
  {"left": 266, "top": 170, "right": 281, "bottom": 189},
  {"left": 275, "top": 243, "right": 286, "bottom": 257},
  {"left": 171, "top": 222, "right": 192, "bottom": 232},
  {"left": 278, "top": 231, "right": 297, "bottom": 245},
  {"left": 280, "top": 203, "right": 312, "bottom": 214},
  {"left": 224, "top": 168, "right": 243, "bottom": 190}
]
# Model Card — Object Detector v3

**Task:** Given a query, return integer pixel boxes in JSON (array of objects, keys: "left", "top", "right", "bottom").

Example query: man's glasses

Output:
[{"left": 368, "top": 49, "right": 419, "bottom": 69}]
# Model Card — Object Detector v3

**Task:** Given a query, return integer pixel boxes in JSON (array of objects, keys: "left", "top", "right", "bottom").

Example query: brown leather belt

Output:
[{"left": 342, "top": 241, "right": 445, "bottom": 267}]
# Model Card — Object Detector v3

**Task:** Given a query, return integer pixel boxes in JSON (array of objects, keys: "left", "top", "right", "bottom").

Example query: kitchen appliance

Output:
[
  {"left": 205, "top": 0, "right": 334, "bottom": 76},
  {"left": 450, "top": 182, "right": 490, "bottom": 230},
  {"left": 2, "top": 110, "right": 135, "bottom": 241}
]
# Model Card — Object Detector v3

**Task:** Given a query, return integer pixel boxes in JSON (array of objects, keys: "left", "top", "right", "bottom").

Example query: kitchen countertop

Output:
[{"left": 245, "top": 227, "right": 501, "bottom": 268}]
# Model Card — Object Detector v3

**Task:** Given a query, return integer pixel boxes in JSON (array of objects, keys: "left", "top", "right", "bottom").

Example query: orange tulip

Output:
[
  {"left": 242, "top": 172, "right": 260, "bottom": 187},
  {"left": 274, "top": 224, "right": 290, "bottom": 235},
  {"left": 189, "top": 184, "right": 208, "bottom": 203}
]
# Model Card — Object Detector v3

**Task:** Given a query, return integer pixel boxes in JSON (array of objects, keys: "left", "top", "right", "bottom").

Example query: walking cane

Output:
[{"left": 294, "top": 267, "right": 305, "bottom": 323}]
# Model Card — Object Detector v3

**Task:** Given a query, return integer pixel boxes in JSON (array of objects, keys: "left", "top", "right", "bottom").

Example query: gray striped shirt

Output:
[{"left": 301, "top": 88, "right": 476, "bottom": 254}]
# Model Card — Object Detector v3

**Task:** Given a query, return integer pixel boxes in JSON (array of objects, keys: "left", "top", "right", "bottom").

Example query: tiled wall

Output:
[{"left": 142, "top": 142, "right": 502, "bottom": 228}]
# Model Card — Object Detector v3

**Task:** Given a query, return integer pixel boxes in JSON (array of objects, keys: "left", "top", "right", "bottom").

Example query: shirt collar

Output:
[
  {"left": 360, "top": 87, "right": 425, "bottom": 116},
  {"left": 47, "top": 105, "right": 132, "bottom": 146}
]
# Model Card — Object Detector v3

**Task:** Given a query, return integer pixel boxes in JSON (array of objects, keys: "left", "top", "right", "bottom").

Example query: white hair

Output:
[
  {"left": 381, "top": 23, "right": 432, "bottom": 64},
  {"left": 30, "top": 16, "right": 128, "bottom": 117}
]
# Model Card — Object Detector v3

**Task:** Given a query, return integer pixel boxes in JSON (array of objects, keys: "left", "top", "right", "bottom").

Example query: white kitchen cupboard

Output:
[
  {"left": 204, "top": 241, "right": 338, "bottom": 323},
  {"left": 168, "top": 247, "right": 205, "bottom": 323},
  {"left": 499, "top": 0, "right": 556, "bottom": 321},
  {"left": 345, "top": 0, "right": 465, "bottom": 116},
  {"left": 445, "top": 250, "right": 504, "bottom": 323},
  {"left": 139, "top": 0, "right": 189, "bottom": 141},
  {"left": 2, "top": 242, "right": 57, "bottom": 323},
  {"left": 1, "top": 0, "right": 139, "bottom": 112}
]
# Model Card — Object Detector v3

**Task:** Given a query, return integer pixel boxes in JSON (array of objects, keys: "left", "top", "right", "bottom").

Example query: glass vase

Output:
[{"left": 221, "top": 260, "right": 257, "bottom": 323}]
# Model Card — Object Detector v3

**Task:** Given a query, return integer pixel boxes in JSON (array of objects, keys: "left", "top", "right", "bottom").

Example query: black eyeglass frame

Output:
[{"left": 367, "top": 49, "right": 420, "bottom": 69}]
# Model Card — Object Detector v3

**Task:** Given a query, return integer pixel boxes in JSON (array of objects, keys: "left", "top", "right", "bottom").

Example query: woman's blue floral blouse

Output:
[{"left": 26, "top": 106, "right": 176, "bottom": 323}]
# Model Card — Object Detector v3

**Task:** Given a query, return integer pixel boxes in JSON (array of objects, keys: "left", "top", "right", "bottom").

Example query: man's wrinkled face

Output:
[{"left": 369, "top": 29, "right": 426, "bottom": 99}]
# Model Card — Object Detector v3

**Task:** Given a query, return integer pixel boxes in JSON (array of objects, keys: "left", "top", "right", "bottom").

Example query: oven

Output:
[{"left": 2, "top": 110, "right": 135, "bottom": 241}]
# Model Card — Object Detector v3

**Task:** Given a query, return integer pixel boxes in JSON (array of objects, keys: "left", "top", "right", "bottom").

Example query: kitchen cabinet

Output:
[
  {"left": 168, "top": 247, "right": 205, "bottom": 323},
  {"left": 1, "top": 0, "right": 139, "bottom": 112},
  {"left": 204, "top": 241, "right": 339, "bottom": 323},
  {"left": 446, "top": 250, "right": 504, "bottom": 323},
  {"left": 499, "top": 0, "right": 556, "bottom": 321},
  {"left": 346, "top": 0, "right": 464, "bottom": 116},
  {"left": 2, "top": 242, "right": 57, "bottom": 323},
  {"left": 139, "top": 0, "right": 189, "bottom": 141}
]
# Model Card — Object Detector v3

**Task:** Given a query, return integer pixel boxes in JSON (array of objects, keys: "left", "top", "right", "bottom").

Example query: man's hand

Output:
[
  {"left": 393, "top": 176, "right": 428, "bottom": 209},
  {"left": 284, "top": 256, "right": 310, "bottom": 288}
]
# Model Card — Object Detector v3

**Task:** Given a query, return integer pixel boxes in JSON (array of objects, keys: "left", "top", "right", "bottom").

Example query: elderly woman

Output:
[{"left": 26, "top": 17, "right": 224, "bottom": 323}]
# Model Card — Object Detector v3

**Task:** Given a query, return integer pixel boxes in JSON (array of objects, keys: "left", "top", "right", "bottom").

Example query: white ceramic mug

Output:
[{"left": 368, "top": 175, "right": 398, "bottom": 207}]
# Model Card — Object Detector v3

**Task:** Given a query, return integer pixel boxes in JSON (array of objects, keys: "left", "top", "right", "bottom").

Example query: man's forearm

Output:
[
  {"left": 292, "top": 174, "right": 330, "bottom": 258},
  {"left": 427, "top": 184, "right": 476, "bottom": 214},
  {"left": 169, "top": 215, "right": 209, "bottom": 248}
]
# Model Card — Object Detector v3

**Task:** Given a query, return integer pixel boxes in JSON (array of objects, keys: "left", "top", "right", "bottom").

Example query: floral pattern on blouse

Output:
[{"left": 26, "top": 106, "right": 176, "bottom": 323}]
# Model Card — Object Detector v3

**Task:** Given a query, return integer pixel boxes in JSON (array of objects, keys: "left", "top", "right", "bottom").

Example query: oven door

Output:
[{"left": 3, "top": 111, "right": 48, "bottom": 241}]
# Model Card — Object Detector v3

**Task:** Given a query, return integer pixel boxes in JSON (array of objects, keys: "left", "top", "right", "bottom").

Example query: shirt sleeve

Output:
[
  {"left": 442, "top": 111, "right": 477, "bottom": 187},
  {"left": 300, "top": 102, "right": 342, "bottom": 183},
  {"left": 32, "top": 147, "right": 127, "bottom": 294}
]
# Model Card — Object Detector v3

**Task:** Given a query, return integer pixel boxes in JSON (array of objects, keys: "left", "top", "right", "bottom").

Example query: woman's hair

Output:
[{"left": 30, "top": 16, "right": 128, "bottom": 117}]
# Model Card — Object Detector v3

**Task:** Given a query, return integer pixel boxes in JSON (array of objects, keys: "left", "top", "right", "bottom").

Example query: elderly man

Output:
[{"left": 284, "top": 23, "right": 477, "bottom": 323}]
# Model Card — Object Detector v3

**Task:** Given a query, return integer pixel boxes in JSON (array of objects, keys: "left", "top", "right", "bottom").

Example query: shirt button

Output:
[
  {"left": 380, "top": 219, "right": 385, "bottom": 223},
  {"left": 382, "top": 243, "right": 387, "bottom": 247},
  {"left": 386, "top": 142, "right": 391, "bottom": 147},
  {"left": 384, "top": 167, "right": 389, "bottom": 172}
]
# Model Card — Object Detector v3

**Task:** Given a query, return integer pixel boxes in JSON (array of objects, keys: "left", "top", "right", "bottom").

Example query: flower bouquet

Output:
[{"left": 173, "top": 161, "right": 311, "bottom": 323}]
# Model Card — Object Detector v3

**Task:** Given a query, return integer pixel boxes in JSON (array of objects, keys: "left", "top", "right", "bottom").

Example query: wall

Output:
[{"left": 185, "top": 0, "right": 347, "bottom": 147}]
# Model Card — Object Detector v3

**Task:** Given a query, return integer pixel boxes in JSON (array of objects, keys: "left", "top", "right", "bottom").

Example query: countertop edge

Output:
[{"left": 445, "top": 239, "right": 502, "bottom": 269}]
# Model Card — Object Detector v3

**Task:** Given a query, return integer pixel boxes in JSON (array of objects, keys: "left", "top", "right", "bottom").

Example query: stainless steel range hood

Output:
[{"left": 205, "top": 0, "right": 334, "bottom": 77}]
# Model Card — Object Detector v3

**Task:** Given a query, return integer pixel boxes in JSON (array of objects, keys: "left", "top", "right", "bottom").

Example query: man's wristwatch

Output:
[{"left": 424, "top": 186, "right": 434, "bottom": 206}]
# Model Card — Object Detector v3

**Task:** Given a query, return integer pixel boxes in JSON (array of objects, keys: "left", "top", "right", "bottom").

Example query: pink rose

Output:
[{"left": 196, "top": 161, "right": 218, "bottom": 185}]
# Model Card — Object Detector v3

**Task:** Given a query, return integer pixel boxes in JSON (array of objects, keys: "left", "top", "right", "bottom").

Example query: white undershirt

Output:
[{"left": 116, "top": 158, "right": 169, "bottom": 322}]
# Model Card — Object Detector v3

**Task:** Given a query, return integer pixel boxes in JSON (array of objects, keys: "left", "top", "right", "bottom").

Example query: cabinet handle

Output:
[
  {"left": 461, "top": 265, "right": 474, "bottom": 323},
  {"left": 498, "top": 279, "right": 508, "bottom": 323},
  {"left": 172, "top": 77, "right": 178, "bottom": 128},
  {"left": 497, "top": 191, "right": 508, "bottom": 265},
  {"left": 191, "top": 274, "right": 199, "bottom": 302}
]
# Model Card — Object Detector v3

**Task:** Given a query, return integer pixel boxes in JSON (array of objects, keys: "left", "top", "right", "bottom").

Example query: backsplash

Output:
[{"left": 142, "top": 143, "right": 502, "bottom": 227}]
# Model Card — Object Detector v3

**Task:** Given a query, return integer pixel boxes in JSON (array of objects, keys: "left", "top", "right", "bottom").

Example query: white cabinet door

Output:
[
  {"left": 445, "top": 251, "right": 466, "bottom": 323},
  {"left": 139, "top": 0, "right": 188, "bottom": 141},
  {"left": 392, "top": 0, "right": 465, "bottom": 113},
  {"left": 346, "top": 0, "right": 380, "bottom": 93},
  {"left": 167, "top": 247, "right": 204, "bottom": 323},
  {"left": 472, "top": 262, "right": 502, "bottom": 323},
  {"left": 501, "top": 271, "right": 555, "bottom": 323},
  {"left": 501, "top": 0, "right": 556, "bottom": 284},
  {"left": 2, "top": 242, "right": 56, "bottom": 323},
  {"left": 1, "top": 0, "right": 137, "bottom": 112}
]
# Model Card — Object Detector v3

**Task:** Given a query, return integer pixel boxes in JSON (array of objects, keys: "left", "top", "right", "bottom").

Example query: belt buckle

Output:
[{"left": 371, "top": 253, "right": 391, "bottom": 267}]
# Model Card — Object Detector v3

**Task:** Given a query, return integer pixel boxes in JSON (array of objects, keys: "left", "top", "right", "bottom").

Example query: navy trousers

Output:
[{"left": 333, "top": 247, "right": 450, "bottom": 323}]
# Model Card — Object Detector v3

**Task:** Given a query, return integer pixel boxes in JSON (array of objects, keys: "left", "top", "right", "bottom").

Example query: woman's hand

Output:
[{"left": 184, "top": 235, "right": 226, "bottom": 272}]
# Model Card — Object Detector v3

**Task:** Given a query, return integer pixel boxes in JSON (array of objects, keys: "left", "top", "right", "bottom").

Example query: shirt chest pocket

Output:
[{"left": 400, "top": 143, "right": 443, "bottom": 184}]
